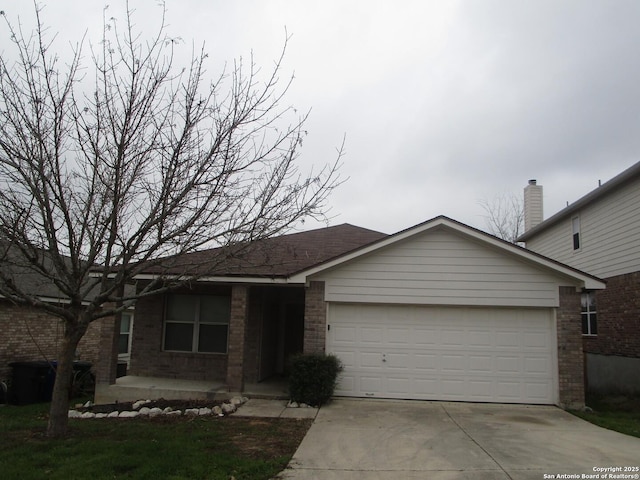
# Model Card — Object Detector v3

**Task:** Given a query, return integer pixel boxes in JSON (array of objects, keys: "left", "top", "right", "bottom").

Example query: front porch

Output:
[{"left": 94, "top": 375, "right": 289, "bottom": 405}]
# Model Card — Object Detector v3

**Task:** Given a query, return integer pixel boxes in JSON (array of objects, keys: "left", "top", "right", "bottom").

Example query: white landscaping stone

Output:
[
  {"left": 165, "top": 410, "right": 182, "bottom": 416},
  {"left": 68, "top": 410, "right": 81, "bottom": 418},
  {"left": 299, "top": 403, "right": 309, "bottom": 408},
  {"left": 119, "top": 410, "right": 140, "bottom": 418},
  {"left": 95, "top": 413, "right": 108, "bottom": 419},
  {"left": 80, "top": 412, "right": 96, "bottom": 419},
  {"left": 212, "top": 406, "right": 223, "bottom": 416},
  {"left": 221, "top": 403, "right": 236, "bottom": 414},
  {"left": 83, "top": 400, "right": 93, "bottom": 408},
  {"left": 138, "top": 407, "right": 151, "bottom": 416},
  {"left": 107, "top": 411, "right": 120, "bottom": 418},
  {"left": 230, "top": 396, "right": 246, "bottom": 406},
  {"left": 185, "top": 408, "right": 199, "bottom": 416},
  {"left": 149, "top": 407, "right": 163, "bottom": 417},
  {"left": 132, "top": 399, "right": 151, "bottom": 410},
  {"left": 163, "top": 407, "right": 173, "bottom": 413},
  {"left": 198, "top": 407, "right": 212, "bottom": 416},
  {"left": 287, "top": 401, "right": 299, "bottom": 408}
]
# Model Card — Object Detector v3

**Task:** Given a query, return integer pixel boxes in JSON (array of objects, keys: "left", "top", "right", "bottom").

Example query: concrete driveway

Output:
[{"left": 276, "top": 398, "right": 640, "bottom": 480}]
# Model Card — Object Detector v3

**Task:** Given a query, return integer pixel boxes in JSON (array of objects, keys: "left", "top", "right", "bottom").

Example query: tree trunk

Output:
[{"left": 46, "top": 322, "right": 86, "bottom": 438}]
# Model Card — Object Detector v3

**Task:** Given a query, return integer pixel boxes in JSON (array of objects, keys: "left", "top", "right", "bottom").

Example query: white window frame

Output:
[
  {"left": 118, "top": 311, "right": 134, "bottom": 365},
  {"left": 572, "top": 216, "right": 581, "bottom": 251},
  {"left": 163, "top": 294, "right": 230, "bottom": 354},
  {"left": 581, "top": 291, "right": 597, "bottom": 336}
]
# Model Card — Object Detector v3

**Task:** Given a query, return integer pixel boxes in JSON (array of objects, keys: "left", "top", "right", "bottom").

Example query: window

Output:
[
  {"left": 581, "top": 292, "right": 597, "bottom": 336},
  {"left": 118, "top": 312, "right": 134, "bottom": 355},
  {"left": 572, "top": 216, "right": 581, "bottom": 250},
  {"left": 163, "top": 294, "right": 230, "bottom": 353}
]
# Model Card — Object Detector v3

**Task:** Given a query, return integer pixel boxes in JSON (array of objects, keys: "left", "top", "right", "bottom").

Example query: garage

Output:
[
  {"left": 295, "top": 216, "right": 606, "bottom": 408},
  {"left": 326, "top": 303, "right": 557, "bottom": 404}
]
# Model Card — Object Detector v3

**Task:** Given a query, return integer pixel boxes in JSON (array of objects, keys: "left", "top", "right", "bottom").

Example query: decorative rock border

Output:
[{"left": 68, "top": 396, "right": 249, "bottom": 419}]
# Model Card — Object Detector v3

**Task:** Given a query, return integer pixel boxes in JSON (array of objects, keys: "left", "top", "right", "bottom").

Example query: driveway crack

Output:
[{"left": 441, "top": 404, "right": 513, "bottom": 480}]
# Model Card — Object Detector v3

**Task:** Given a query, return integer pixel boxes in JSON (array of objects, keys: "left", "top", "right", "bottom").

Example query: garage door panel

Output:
[
  {"left": 332, "top": 325, "right": 356, "bottom": 343},
  {"left": 387, "top": 353, "right": 410, "bottom": 369},
  {"left": 387, "top": 327, "right": 411, "bottom": 344},
  {"left": 360, "top": 352, "right": 383, "bottom": 368},
  {"left": 360, "top": 376, "right": 382, "bottom": 393},
  {"left": 327, "top": 304, "right": 557, "bottom": 404},
  {"left": 468, "top": 354, "right": 493, "bottom": 373},
  {"left": 468, "top": 330, "right": 492, "bottom": 346},
  {"left": 413, "top": 328, "right": 440, "bottom": 346},
  {"left": 524, "top": 356, "right": 550, "bottom": 374},
  {"left": 387, "top": 377, "right": 411, "bottom": 394},
  {"left": 524, "top": 331, "right": 549, "bottom": 348},
  {"left": 495, "top": 355, "right": 522, "bottom": 373},
  {"left": 495, "top": 331, "right": 520, "bottom": 348},
  {"left": 414, "top": 354, "right": 438, "bottom": 371},
  {"left": 361, "top": 327, "right": 384, "bottom": 344},
  {"left": 441, "top": 354, "right": 466, "bottom": 372}
]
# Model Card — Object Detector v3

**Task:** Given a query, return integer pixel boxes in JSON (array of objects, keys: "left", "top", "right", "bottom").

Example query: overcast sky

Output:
[{"left": 3, "top": 1, "right": 640, "bottom": 235}]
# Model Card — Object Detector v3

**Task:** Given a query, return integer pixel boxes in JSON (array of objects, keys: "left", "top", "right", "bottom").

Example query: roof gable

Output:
[{"left": 294, "top": 216, "right": 605, "bottom": 290}]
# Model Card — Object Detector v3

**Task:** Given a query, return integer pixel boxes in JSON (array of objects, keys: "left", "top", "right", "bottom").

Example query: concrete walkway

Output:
[{"left": 276, "top": 398, "right": 640, "bottom": 480}]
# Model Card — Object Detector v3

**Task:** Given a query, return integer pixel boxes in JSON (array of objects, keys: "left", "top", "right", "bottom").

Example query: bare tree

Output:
[
  {"left": 478, "top": 192, "right": 524, "bottom": 244},
  {"left": 0, "top": 3, "right": 341, "bottom": 437}
]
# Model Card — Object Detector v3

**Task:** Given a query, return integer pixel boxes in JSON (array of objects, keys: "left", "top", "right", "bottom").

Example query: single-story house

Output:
[{"left": 97, "top": 216, "right": 605, "bottom": 409}]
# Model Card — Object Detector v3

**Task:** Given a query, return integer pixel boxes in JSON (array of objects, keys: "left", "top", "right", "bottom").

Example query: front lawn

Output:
[
  {"left": 572, "top": 394, "right": 640, "bottom": 439},
  {"left": 0, "top": 401, "right": 312, "bottom": 480}
]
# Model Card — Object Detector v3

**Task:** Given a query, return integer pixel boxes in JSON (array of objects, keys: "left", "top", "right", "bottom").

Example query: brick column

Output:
[
  {"left": 94, "top": 313, "right": 120, "bottom": 385},
  {"left": 557, "top": 286, "right": 585, "bottom": 409},
  {"left": 226, "top": 285, "right": 248, "bottom": 392},
  {"left": 303, "top": 281, "right": 326, "bottom": 354}
]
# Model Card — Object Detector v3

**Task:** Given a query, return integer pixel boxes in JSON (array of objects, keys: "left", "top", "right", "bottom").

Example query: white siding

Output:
[
  {"left": 526, "top": 177, "right": 640, "bottom": 278},
  {"left": 312, "top": 227, "right": 568, "bottom": 307}
]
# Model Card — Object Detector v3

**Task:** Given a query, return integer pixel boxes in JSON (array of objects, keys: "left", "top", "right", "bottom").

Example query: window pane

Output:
[
  {"left": 590, "top": 315, "right": 597, "bottom": 335},
  {"left": 200, "top": 295, "right": 231, "bottom": 324},
  {"left": 581, "top": 314, "right": 589, "bottom": 335},
  {"left": 118, "top": 333, "right": 129, "bottom": 354},
  {"left": 581, "top": 293, "right": 589, "bottom": 310},
  {"left": 120, "top": 314, "right": 131, "bottom": 334},
  {"left": 167, "top": 295, "right": 197, "bottom": 323},
  {"left": 198, "top": 324, "right": 228, "bottom": 353},
  {"left": 164, "top": 323, "right": 194, "bottom": 351}
]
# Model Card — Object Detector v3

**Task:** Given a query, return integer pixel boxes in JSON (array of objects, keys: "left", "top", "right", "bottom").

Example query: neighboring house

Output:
[
  {"left": 0, "top": 244, "right": 109, "bottom": 388},
  {"left": 98, "top": 217, "right": 604, "bottom": 409},
  {"left": 518, "top": 161, "right": 640, "bottom": 394}
]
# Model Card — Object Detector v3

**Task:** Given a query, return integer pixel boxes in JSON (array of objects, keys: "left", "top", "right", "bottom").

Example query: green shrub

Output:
[{"left": 288, "top": 353, "right": 343, "bottom": 407}]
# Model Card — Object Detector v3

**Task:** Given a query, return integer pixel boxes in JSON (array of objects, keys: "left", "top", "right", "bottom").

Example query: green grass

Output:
[
  {"left": 572, "top": 394, "right": 640, "bottom": 439},
  {"left": 0, "top": 402, "right": 312, "bottom": 480}
]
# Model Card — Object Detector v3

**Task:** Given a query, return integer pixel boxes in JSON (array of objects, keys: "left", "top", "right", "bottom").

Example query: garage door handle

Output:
[{"left": 382, "top": 354, "right": 386, "bottom": 363}]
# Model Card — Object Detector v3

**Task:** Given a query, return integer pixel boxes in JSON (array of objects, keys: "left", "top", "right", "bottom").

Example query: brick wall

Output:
[
  {"left": 303, "top": 281, "right": 326, "bottom": 354},
  {"left": 226, "top": 285, "right": 248, "bottom": 391},
  {"left": 243, "top": 288, "right": 262, "bottom": 383},
  {"left": 584, "top": 271, "right": 640, "bottom": 358},
  {"left": 557, "top": 287, "right": 585, "bottom": 409},
  {"left": 0, "top": 301, "right": 103, "bottom": 381}
]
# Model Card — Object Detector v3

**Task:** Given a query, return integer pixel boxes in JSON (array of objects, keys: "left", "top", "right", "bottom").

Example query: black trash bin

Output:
[{"left": 8, "top": 361, "right": 55, "bottom": 405}]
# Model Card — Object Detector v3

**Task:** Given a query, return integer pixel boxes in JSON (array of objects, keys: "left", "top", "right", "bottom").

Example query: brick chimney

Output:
[{"left": 524, "top": 179, "right": 543, "bottom": 231}]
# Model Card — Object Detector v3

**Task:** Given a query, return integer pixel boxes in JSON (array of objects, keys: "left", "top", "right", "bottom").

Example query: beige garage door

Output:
[{"left": 326, "top": 304, "right": 557, "bottom": 404}]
